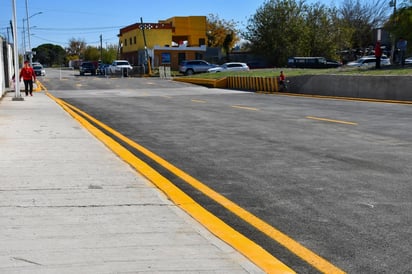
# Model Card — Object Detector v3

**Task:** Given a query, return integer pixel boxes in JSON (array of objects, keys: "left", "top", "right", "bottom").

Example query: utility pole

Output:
[
  {"left": 24, "top": 0, "right": 42, "bottom": 66},
  {"left": 389, "top": 0, "right": 397, "bottom": 63},
  {"left": 11, "top": 0, "right": 23, "bottom": 101},
  {"left": 100, "top": 34, "right": 103, "bottom": 62},
  {"left": 140, "top": 17, "right": 152, "bottom": 76},
  {"left": 9, "top": 20, "right": 13, "bottom": 40}
]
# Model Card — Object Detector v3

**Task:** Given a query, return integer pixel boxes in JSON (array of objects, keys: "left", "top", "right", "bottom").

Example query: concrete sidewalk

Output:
[{"left": 0, "top": 92, "right": 263, "bottom": 273}]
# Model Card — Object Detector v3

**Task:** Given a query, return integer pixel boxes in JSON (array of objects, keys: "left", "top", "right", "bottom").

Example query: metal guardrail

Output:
[
  {"left": 174, "top": 76, "right": 279, "bottom": 93},
  {"left": 227, "top": 76, "right": 278, "bottom": 93}
]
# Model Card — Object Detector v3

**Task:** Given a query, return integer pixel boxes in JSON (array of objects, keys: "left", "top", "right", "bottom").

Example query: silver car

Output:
[
  {"left": 33, "top": 64, "right": 46, "bottom": 76},
  {"left": 347, "top": 55, "right": 391, "bottom": 67},
  {"left": 179, "top": 60, "right": 217, "bottom": 75},
  {"left": 208, "top": 62, "right": 250, "bottom": 73}
]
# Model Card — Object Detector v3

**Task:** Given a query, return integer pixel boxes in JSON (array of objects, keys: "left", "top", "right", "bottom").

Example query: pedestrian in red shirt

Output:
[
  {"left": 279, "top": 70, "right": 286, "bottom": 91},
  {"left": 375, "top": 41, "right": 382, "bottom": 69},
  {"left": 19, "top": 61, "right": 36, "bottom": 96}
]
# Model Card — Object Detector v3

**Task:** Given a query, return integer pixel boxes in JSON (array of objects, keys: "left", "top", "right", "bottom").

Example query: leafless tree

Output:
[{"left": 339, "top": 0, "right": 389, "bottom": 48}]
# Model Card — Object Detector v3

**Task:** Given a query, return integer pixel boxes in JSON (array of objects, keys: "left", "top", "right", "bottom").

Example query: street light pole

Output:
[
  {"left": 25, "top": 0, "right": 30, "bottom": 64},
  {"left": 25, "top": 0, "right": 42, "bottom": 66},
  {"left": 22, "top": 18, "right": 26, "bottom": 59},
  {"left": 11, "top": 0, "right": 23, "bottom": 101}
]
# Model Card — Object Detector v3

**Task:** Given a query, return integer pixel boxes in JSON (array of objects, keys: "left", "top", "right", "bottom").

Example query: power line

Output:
[
  {"left": 35, "top": 26, "right": 124, "bottom": 31},
  {"left": 32, "top": 35, "right": 118, "bottom": 47}
]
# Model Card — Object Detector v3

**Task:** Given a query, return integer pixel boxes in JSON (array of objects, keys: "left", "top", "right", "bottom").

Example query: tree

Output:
[
  {"left": 66, "top": 38, "right": 86, "bottom": 59},
  {"left": 32, "top": 44, "right": 66, "bottom": 66},
  {"left": 304, "top": 3, "right": 341, "bottom": 59},
  {"left": 101, "top": 44, "right": 118, "bottom": 64},
  {"left": 339, "top": 0, "right": 388, "bottom": 49},
  {"left": 207, "top": 14, "right": 239, "bottom": 58},
  {"left": 84, "top": 46, "right": 100, "bottom": 61},
  {"left": 243, "top": 0, "right": 392, "bottom": 66},
  {"left": 72, "top": 44, "right": 118, "bottom": 64},
  {"left": 243, "top": 0, "right": 308, "bottom": 66},
  {"left": 384, "top": 6, "right": 412, "bottom": 54}
]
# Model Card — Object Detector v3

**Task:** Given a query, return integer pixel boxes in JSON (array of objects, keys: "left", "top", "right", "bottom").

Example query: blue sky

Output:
[{"left": 1, "top": 0, "right": 336, "bottom": 49}]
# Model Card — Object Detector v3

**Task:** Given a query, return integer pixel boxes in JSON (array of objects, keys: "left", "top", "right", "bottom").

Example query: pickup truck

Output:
[
  {"left": 108, "top": 60, "right": 133, "bottom": 75},
  {"left": 79, "top": 61, "right": 97, "bottom": 75}
]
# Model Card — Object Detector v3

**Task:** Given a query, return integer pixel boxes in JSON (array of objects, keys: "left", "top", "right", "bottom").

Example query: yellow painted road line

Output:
[
  {"left": 306, "top": 116, "right": 358, "bottom": 126},
  {"left": 35, "top": 80, "right": 47, "bottom": 91},
  {"left": 46, "top": 92, "right": 295, "bottom": 274},
  {"left": 232, "top": 105, "right": 259, "bottom": 111},
  {"left": 191, "top": 99, "right": 207, "bottom": 103},
  {"left": 49, "top": 94, "right": 346, "bottom": 274},
  {"left": 276, "top": 92, "right": 412, "bottom": 105}
]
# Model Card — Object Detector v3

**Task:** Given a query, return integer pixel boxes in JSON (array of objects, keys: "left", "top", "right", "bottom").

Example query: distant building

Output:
[{"left": 118, "top": 16, "right": 208, "bottom": 70}]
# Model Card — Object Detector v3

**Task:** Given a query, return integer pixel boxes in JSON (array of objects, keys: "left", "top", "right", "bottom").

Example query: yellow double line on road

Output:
[{"left": 47, "top": 92, "right": 345, "bottom": 274}]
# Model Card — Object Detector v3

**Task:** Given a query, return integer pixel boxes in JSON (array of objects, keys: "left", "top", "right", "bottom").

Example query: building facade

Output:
[{"left": 118, "top": 16, "right": 208, "bottom": 70}]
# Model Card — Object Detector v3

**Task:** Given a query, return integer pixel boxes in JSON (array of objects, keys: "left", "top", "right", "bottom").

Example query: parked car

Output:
[
  {"left": 108, "top": 60, "right": 133, "bottom": 74},
  {"left": 33, "top": 64, "right": 46, "bottom": 76},
  {"left": 405, "top": 57, "right": 412, "bottom": 65},
  {"left": 97, "top": 63, "right": 109, "bottom": 75},
  {"left": 325, "top": 59, "right": 343, "bottom": 67},
  {"left": 288, "top": 57, "right": 341, "bottom": 68},
  {"left": 246, "top": 60, "right": 271, "bottom": 69},
  {"left": 179, "top": 60, "right": 217, "bottom": 75},
  {"left": 346, "top": 55, "right": 391, "bottom": 67},
  {"left": 79, "top": 61, "right": 97, "bottom": 75},
  {"left": 208, "top": 62, "right": 250, "bottom": 73}
]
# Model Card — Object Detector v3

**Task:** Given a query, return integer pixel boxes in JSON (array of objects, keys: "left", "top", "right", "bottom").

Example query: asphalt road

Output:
[{"left": 41, "top": 68, "right": 412, "bottom": 273}]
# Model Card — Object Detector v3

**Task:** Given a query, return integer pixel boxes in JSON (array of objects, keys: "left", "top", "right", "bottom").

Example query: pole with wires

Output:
[{"left": 140, "top": 17, "right": 152, "bottom": 76}]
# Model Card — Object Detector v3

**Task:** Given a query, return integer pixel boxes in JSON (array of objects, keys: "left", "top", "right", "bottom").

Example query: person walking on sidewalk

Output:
[{"left": 19, "top": 61, "right": 36, "bottom": 96}]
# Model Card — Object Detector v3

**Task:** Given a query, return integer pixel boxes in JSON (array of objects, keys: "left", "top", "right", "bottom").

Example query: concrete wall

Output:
[
  {"left": 0, "top": 38, "right": 4, "bottom": 97},
  {"left": 289, "top": 75, "right": 412, "bottom": 101}
]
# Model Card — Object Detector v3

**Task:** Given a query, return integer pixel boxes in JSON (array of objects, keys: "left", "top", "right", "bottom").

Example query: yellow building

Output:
[
  {"left": 118, "top": 16, "right": 207, "bottom": 70},
  {"left": 160, "top": 16, "right": 207, "bottom": 46}
]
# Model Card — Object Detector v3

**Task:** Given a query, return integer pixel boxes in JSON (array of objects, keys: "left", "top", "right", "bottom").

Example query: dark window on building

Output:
[
  {"left": 178, "top": 53, "right": 185, "bottom": 64},
  {"left": 199, "top": 38, "right": 205, "bottom": 46},
  {"left": 124, "top": 39, "right": 127, "bottom": 46},
  {"left": 195, "top": 53, "right": 203, "bottom": 59},
  {"left": 130, "top": 38, "right": 132, "bottom": 45},
  {"left": 134, "top": 36, "right": 136, "bottom": 44}
]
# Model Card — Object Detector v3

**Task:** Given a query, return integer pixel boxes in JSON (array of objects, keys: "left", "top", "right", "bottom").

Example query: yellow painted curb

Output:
[
  {"left": 34, "top": 80, "right": 46, "bottom": 92},
  {"left": 46, "top": 92, "right": 296, "bottom": 274},
  {"left": 48, "top": 93, "right": 346, "bottom": 274}
]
